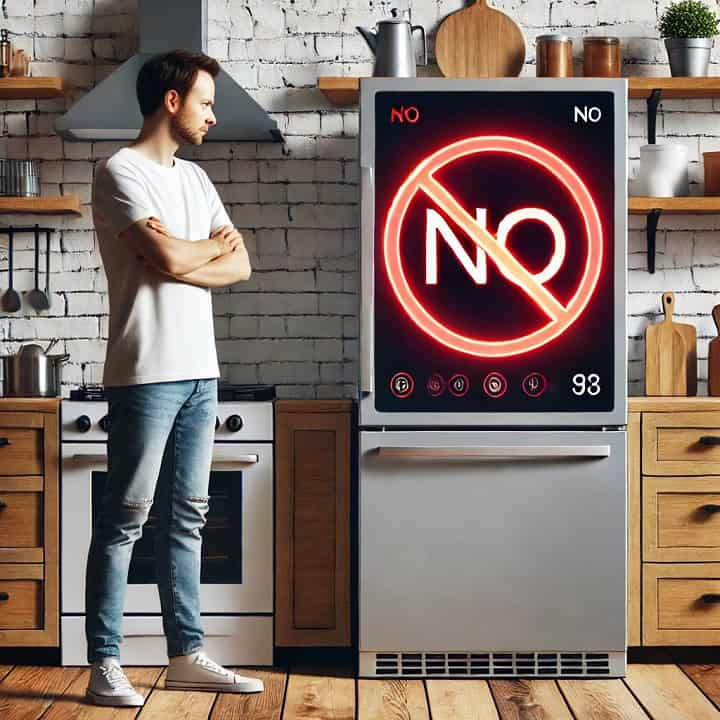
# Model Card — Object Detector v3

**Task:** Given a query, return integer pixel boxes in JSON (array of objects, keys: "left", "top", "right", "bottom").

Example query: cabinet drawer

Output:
[
  {"left": 644, "top": 476, "right": 720, "bottom": 561},
  {"left": 643, "top": 564, "right": 720, "bottom": 645},
  {"left": 643, "top": 412, "right": 720, "bottom": 475},
  {"left": 0, "top": 489, "right": 42, "bottom": 549},
  {"left": 0, "top": 425, "right": 43, "bottom": 476},
  {"left": 0, "top": 565, "right": 43, "bottom": 630}
]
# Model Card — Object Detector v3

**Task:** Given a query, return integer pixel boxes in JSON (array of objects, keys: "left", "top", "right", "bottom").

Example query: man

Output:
[{"left": 86, "top": 49, "right": 262, "bottom": 707}]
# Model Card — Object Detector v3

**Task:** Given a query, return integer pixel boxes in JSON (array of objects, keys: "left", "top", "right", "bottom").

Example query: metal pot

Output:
[
  {"left": 665, "top": 37, "right": 713, "bottom": 77},
  {"left": 1, "top": 341, "right": 69, "bottom": 397}
]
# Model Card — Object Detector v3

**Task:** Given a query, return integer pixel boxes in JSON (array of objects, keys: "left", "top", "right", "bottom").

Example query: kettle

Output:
[
  {"left": 1, "top": 340, "right": 70, "bottom": 397},
  {"left": 357, "top": 16, "right": 427, "bottom": 77}
]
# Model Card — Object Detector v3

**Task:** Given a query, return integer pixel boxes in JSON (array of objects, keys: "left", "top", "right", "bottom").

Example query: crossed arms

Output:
[{"left": 118, "top": 216, "right": 251, "bottom": 289}]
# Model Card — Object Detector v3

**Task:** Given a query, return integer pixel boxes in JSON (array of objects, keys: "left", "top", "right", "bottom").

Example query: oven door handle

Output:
[
  {"left": 211, "top": 454, "right": 259, "bottom": 469},
  {"left": 68, "top": 454, "right": 260, "bottom": 467},
  {"left": 375, "top": 445, "right": 611, "bottom": 460},
  {"left": 70, "top": 454, "right": 107, "bottom": 463}
]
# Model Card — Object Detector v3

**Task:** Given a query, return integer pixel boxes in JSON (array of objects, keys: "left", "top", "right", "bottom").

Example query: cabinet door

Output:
[
  {"left": 275, "top": 401, "right": 352, "bottom": 646},
  {"left": 0, "top": 408, "right": 58, "bottom": 647}
]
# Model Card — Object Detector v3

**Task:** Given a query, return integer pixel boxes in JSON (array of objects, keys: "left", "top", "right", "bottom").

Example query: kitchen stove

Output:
[
  {"left": 358, "top": 78, "right": 627, "bottom": 678},
  {"left": 60, "top": 382, "right": 275, "bottom": 666}
]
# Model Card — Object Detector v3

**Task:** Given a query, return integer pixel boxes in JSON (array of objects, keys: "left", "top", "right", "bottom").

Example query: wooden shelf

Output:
[
  {"left": 318, "top": 76, "right": 720, "bottom": 106},
  {"left": 628, "top": 76, "right": 720, "bottom": 99},
  {"left": 629, "top": 196, "right": 720, "bottom": 213},
  {"left": 318, "top": 76, "right": 360, "bottom": 107},
  {"left": 0, "top": 76, "right": 67, "bottom": 99},
  {"left": 0, "top": 195, "right": 81, "bottom": 215}
]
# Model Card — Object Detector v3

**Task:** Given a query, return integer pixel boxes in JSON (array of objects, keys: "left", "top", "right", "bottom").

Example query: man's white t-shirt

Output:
[{"left": 93, "top": 146, "right": 231, "bottom": 387}]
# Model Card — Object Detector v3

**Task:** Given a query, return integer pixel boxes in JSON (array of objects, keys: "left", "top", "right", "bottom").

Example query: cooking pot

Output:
[{"left": 1, "top": 341, "right": 69, "bottom": 397}]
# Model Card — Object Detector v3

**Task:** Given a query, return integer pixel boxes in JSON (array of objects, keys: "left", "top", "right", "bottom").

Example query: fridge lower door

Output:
[{"left": 359, "top": 429, "right": 626, "bottom": 678}]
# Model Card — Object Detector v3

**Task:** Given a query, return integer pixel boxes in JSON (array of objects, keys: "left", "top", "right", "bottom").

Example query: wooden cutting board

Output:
[
  {"left": 708, "top": 305, "right": 720, "bottom": 395},
  {"left": 435, "top": 0, "right": 525, "bottom": 78},
  {"left": 645, "top": 292, "right": 696, "bottom": 396}
]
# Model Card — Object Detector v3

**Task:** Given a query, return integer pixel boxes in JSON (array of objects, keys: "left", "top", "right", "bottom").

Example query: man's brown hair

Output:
[{"left": 136, "top": 49, "right": 220, "bottom": 117}]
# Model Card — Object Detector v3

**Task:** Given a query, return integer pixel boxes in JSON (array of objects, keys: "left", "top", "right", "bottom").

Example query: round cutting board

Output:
[{"left": 435, "top": 0, "right": 526, "bottom": 78}]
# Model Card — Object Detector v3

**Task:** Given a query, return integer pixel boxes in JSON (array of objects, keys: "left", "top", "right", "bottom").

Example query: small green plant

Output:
[{"left": 659, "top": 0, "right": 719, "bottom": 38}]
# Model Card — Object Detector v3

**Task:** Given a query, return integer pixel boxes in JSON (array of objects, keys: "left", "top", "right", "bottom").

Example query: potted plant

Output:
[{"left": 659, "top": 0, "right": 719, "bottom": 76}]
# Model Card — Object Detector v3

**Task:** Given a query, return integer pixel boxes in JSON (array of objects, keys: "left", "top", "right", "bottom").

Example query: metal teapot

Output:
[{"left": 357, "top": 14, "right": 427, "bottom": 77}]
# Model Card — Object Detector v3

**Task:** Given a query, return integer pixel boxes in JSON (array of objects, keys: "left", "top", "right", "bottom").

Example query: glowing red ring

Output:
[{"left": 383, "top": 135, "right": 604, "bottom": 358}]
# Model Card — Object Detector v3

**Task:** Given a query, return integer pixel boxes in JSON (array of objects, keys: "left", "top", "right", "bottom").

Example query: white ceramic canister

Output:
[{"left": 635, "top": 143, "right": 689, "bottom": 197}]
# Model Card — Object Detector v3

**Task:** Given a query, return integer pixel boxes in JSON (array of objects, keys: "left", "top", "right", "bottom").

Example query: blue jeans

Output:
[{"left": 85, "top": 378, "right": 217, "bottom": 663}]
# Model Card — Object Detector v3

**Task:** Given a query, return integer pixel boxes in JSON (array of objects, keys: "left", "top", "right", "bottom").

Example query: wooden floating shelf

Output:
[
  {"left": 318, "top": 76, "right": 720, "bottom": 106},
  {"left": 0, "top": 76, "right": 67, "bottom": 99},
  {"left": 0, "top": 195, "right": 82, "bottom": 215},
  {"left": 629, "top": 196, "right": 720, "bottom": 213}
]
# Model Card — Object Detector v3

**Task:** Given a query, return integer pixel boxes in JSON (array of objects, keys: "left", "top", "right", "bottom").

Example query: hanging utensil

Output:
[
  {"left": 27, "top": 223, "right": 50, "bottom": 310},
  {"left": 44, "top": 228, "right": 52, "bottom": 308},
  {"left": 1, "top": 227, "right": 21, "bottom": 313}
]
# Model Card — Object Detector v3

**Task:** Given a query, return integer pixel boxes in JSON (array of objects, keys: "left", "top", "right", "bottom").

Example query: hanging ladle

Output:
[
  {"left": 1, "top": 227, "right": 21, "bottom": 313},
  {"left": 27, "top": 223, "right": 50, "bottom": 311}
]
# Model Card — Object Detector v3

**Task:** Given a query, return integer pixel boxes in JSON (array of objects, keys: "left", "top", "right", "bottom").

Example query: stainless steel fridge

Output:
[{"left": 357, "top": 78, "right": 628, "bottom": 678}]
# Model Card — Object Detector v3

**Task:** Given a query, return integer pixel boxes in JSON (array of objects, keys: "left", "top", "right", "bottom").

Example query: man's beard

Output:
[{"left": 170, "top": 111, "right": 204, "bottom": 145}]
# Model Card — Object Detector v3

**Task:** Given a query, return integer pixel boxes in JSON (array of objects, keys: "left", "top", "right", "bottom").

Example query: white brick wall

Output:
[{"left": 1, "top": 0, "right": 720, "bottom": 397}]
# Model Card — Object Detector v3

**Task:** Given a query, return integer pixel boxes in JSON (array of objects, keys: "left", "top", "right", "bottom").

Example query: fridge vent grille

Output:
[{"left": 373, "top": 651, "right": 611, "bottom": 677}]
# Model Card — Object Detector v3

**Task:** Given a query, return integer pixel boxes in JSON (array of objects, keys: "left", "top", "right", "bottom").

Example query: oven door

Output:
[
  {"left": 359, "top": 429, "right": 626, "bottom": 676},
  {"left": 61, "top": 442, "right": 272, "bottom": 614}
]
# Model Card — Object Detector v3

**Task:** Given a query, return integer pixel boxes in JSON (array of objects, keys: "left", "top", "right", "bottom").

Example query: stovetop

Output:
[{"left": 69, "top": 382, "right": 276, "bottom": 402}]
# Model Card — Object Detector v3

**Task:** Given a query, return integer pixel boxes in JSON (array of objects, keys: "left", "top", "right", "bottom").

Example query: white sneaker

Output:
[
  {"left": 165, "top": 650, "right": 264, "bottom": 693},
  {"left": 85, "top": 658, "right": 145, "bottom": 707}
]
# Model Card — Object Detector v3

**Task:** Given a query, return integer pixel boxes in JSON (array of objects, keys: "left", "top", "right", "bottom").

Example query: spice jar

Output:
[
  {"left": 0, "top": 30, "right": 11, "bottom": 78},
  {"left": 536, "top": 34, "right": 573, "bottom": 77},
  {"left": 583, "top": 36, "right": 622, "bottom": 77}
]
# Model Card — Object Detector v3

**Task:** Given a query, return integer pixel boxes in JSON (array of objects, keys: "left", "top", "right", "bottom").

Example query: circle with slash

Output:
[{"left": 383, "top": 135, "right": 604, "bottom": 358}]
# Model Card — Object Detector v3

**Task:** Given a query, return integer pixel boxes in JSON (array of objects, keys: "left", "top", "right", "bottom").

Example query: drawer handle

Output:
[
  {"left": 0, "top": 499, "right": 6, "bottom": 509},
  {"left": 699, "top": 436, "right": 720, "bottom": 446},
  {"left": 0, "top": 437, "right": 10, "bottom": 448},
  {"left": 701, "top": 594, "right": 720, "bottom": 604},
  {"left": 0, "top": 592, "right": 8, "bottom": 601},
  {"left": 702, "top": 504, "right": 720, "bottom": 514}
]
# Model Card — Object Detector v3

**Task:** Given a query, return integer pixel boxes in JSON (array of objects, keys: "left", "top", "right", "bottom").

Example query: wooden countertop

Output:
[
  {"left": 628, "top": 396, "right": 720, "bottom": 412},
  {"left": 0, "top": 397, "right": 61, "bottom": 412}
]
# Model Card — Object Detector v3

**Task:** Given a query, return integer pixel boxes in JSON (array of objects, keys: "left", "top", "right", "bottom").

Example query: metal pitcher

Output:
[{"left": 357, "top": 17, "right": 427, "bottom": 77}]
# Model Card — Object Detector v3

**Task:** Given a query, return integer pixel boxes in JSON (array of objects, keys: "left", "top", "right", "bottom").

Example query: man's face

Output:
[{"left": 169, "top": 69, "right": 216, "bottom": 145}]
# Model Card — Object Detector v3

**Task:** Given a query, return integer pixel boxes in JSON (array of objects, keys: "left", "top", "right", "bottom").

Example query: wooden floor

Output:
[{"left": 1, "top": 656, "right": 720, "bottom": 719}]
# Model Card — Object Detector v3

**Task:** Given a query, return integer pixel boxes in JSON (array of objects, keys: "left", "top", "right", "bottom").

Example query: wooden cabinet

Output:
[
  {"left": 629, "top": 397, "right": 720, "bottom": 646},
  {"left": 274, "top": 400, "right": 353, "bottom": 646},
  {"left": 0, "top": 398, "right": 59, "bottom": 647}
]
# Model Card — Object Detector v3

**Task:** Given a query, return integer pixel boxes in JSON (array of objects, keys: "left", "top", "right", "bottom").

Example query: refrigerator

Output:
[{"left": 357, "top": 78, "right": 628, "bottom": 678}]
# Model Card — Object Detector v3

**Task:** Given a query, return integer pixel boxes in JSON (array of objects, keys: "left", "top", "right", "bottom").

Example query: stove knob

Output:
[
  {"left": 215, "top": 416, "right": 220, "bottom": 431},
  {"left": 225, "top": 414, "right": 243, "bottom": 433},
  {"left": 99, "top": 415, "right": 111, "bottom": 433},
  {"left": 76, "top": 415, "right": 91, "bottom": 433}
]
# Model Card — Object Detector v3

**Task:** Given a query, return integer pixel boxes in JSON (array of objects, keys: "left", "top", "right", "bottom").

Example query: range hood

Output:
[{"left": 55, "top": 0, "right": 282, "bottom": 143}]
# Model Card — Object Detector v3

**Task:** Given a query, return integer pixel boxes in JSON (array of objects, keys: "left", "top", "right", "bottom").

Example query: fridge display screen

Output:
[{"left": 373, "top": 90, "right": 616, "bottom": 413}]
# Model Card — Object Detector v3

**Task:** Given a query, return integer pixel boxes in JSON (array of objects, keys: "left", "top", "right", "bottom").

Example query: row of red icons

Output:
[{"left": 390, "top": 371, "right": 548, "bottom": 400}]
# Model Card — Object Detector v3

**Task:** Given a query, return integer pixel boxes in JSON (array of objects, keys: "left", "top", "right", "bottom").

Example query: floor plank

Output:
[
  {"left": 357, "top": 679, "right": 429, "bottom": 720},
  {"left": 426, "top": 679, "right": 499, "bottom": 720},
  {"left": 210, "top": 667, "right": 287, "bottom": 720},
  {"left": 489, "top": 680, "right": 573, "bottom": 720},
  {"left": 137, "top": 668, "right": 216, "bottom": 720},
  {"left": 558, "top": 679, "right": 649, "bottom": 720},
  {"left": 40, "top": 666, "right": 163, "bottom": 719},
  {"left": 283, "top": 669, "right": 354, "bottom": 720},
  {"left": 0, "top": 665, "right": 84, "bottom": 719},
  {"left": 679, "top": 665, "right": 720, "bottom": 711},
  {"left": 625, "top": 664, "right": 720, "bottom": 720}
]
